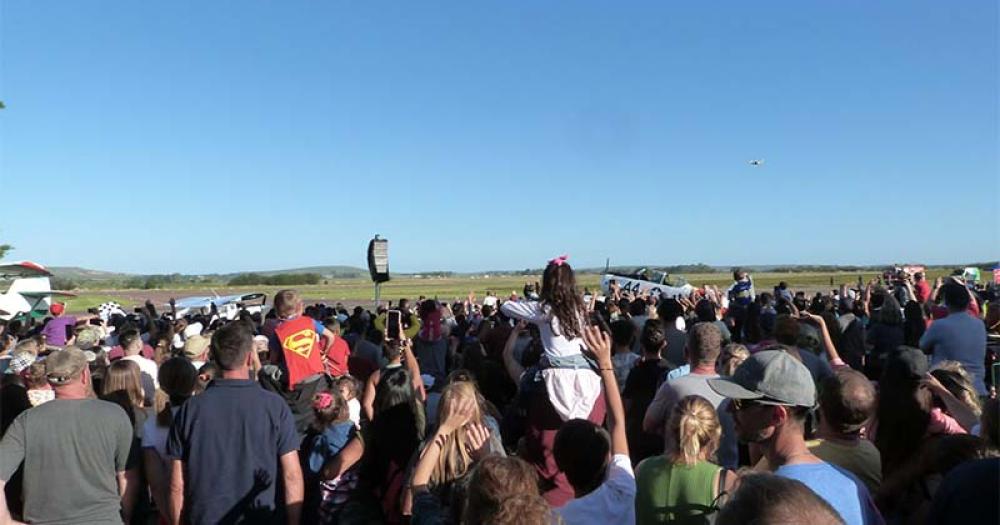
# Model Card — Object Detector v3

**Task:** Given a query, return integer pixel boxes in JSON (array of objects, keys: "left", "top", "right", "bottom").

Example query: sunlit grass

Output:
[{"left": 58, "top": 267, "right": 970, "bottom": 313}]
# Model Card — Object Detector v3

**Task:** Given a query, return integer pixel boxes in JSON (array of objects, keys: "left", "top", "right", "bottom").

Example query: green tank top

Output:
[{"left": 634, "top": 456, "right": 722, "bottom": 525}]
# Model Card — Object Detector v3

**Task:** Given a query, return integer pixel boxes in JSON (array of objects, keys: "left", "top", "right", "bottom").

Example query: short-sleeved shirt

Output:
[
  {"left": 645, "top": 373, "right": 738, "bottom": 469},
  {"left": 776, "top": 462, "right": 880, "bottom": 525},
  {"left": 556, "top": 454, "right": 636, "bottom": 525},
  {"left": 41, "top": 315, "right": 77, "bottom": 346},
  {"left": 142, "top": 406, "right": 179, "bottom": 464},
  {"left": 920, "top": 312, "right": 988, "bottom": 395},
  {"left": 807, "top": 438, "right": 882, "bottom": 494},
  {"left": 166, "top": 379, "right": 300, "bottom": 524},
  {"left": 0, "top": 398, "right": 133, "bottom": 525}
]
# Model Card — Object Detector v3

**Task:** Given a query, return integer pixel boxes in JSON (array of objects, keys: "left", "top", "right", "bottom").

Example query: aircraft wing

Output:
[
  {"left": 18, "top": 291, "right": 78, "bottom": 299},
  {"left": 172, "top": 293, "right": 265, "bottom": 309},
  {"left": 0, "top": 261, "right": 52, "bottom": 278},
  {"left": 172, "top": 296, "right": 216, "bottom": 309}
]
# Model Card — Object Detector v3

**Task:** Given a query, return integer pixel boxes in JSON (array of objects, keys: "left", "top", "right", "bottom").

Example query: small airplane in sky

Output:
[{"left": 749, "top": 159, "right": 764, "bottom": 167}]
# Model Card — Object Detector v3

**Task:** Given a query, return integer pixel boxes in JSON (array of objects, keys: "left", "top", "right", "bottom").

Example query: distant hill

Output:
[
  {"left": 49, "top": 266, "right": 131, "bottom": 281},
  {"left": 243, "top": 266, "right": 367, "bottom": 278},
  {"left": 40, "top": 261, "right": 998, "bottom": 283}
]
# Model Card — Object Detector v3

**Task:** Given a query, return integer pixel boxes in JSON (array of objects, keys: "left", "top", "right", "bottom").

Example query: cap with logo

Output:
[
  {"left": 45, "top": 346, "right": 89, "bottom": 386},
  {"left": 6, "top": 351, "right": 36, "bottom": 375}
]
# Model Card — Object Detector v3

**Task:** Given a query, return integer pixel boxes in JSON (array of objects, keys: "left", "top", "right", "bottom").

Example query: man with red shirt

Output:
[{"left": 913, "top": 272, "right": 932, "bottom": 304}]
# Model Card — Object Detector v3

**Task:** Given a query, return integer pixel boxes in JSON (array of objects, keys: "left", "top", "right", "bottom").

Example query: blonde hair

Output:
[
  {"left": 274, "top": 289, "right": 302, "bottom": 318},
  {"left": 432, "top": 381, "right": 484, "bottom": 487},
  {"left": 931, "top": 361, "right": 982, "bottom": 418},
  {"left": 719, "top": 343, "right": 750, "bottom": 377},
  {"left": 14, "top": 338, "right": 41, "bottom": 356},
  {"left": 667, "top": 395, "right": 721, "bottom": 466}
]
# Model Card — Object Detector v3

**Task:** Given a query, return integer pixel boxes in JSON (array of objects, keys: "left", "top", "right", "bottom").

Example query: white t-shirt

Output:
[
  {"left": 122, "top": 354, "right": 159, "bottom": 405},
  {"left": 555, "top": 454, "right": 636, "bottom": 525},
  {"left": 500, "top": 300, "right": 602, "bottom": 421},
  {"left": 348, "top": 398, "right": 361, "bottom": 428},
  {"left": 483, "top": 295, "right": 498, "bottom": 308}
]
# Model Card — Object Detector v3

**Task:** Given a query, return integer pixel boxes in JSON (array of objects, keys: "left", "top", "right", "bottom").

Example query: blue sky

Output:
[{"left": 1, "top": 1, "right": 997, "bottom": 274}]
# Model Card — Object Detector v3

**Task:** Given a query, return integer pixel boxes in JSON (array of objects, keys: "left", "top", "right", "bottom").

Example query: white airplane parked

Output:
[
  {"left": 0, "top": 261, "right": 77, "bottom": 321},
  {"left": 170, "top": 292, "right": 268, "bottom": 321},
  {"left": 600, "top": 267, "right": 695, "bottom": 299}
]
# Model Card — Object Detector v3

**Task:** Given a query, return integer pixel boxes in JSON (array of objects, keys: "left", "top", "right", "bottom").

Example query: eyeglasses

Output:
[{"left": 731, "top": 399, "right": 763, "bottom": 412}]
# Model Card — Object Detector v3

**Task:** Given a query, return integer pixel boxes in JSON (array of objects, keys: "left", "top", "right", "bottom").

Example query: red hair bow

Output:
[{"left": 313, "top": 392, "right": 334, "bottom": 410}]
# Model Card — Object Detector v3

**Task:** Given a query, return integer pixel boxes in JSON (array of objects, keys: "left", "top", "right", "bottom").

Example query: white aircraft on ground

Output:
[
  {"left": 600, "top": 267, "right": 695, "bottom": 299},
  {"left": 169, "top": 292, "right": 268, "bottom": 321},
  {"left": 0, "top": 261, "right": 77, "bottom": 321}
]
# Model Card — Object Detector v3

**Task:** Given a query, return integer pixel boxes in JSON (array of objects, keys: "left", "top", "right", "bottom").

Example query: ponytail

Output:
[
  {"left": 678, "top": 414, "right": 703, "bottom": 465},
  {"left": 668, "top": 395, "right": 722, "bottom": 465}
]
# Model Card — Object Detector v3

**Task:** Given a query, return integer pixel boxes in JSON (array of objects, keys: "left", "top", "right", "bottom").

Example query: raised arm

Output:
[
  {"left": 499, "top": 299, "right": 544, "bottom": 323},
  {"left": 412, "top": 397, "right": 475, "bottom": 487},
  {"left": 362, "top": 370, "right": 379, "bottom": 422},
  {"left": 584, "top": 325, "right": 628, "bottom": 457},
  {"left": 800, "top": 312, "right": 846, "bottom": 368},
  {"left": 502, "top": 321, "right": 527, "bottom": 387},
  {"left": 924, "top": 373, "right": 979, "bottom": 432},
  {"left": 400, "top": 339, "right": 426, "bottom": 401}
]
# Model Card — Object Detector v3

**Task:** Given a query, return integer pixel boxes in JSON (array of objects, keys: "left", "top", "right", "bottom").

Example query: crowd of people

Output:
[{"left": 0, "top": 260, "right": 998, "bottom": 525}]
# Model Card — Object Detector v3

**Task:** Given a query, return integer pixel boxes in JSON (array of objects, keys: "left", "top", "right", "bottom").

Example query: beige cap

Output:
[
  {"left": 45, "top": 346, "right": 89, "bottom": 386},
  {"left": 183, "top": 335, "right": 211, "bottom": 359}
]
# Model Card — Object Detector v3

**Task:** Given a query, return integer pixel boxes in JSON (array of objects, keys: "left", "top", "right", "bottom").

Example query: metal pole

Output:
[{"left": 374, "top": 282, "right": 381, "bottom": 309}]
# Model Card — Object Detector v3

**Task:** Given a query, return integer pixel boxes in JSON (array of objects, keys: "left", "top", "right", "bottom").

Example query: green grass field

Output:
[{"left": 59, "top": 268, "right": 970, "bottom": 313}]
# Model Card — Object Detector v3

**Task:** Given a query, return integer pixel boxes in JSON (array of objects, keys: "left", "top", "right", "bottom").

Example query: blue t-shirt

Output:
[
  {"left": 920, "top": 312, "right": 988, "bottom": 395},
  {"left": 167, "top": 379, "right": 299, "bottom": 524},
  {"left": 776, "top": 462, "right": 878, "bottom": 525},
  {"left": 306, "top": 421, "right": 357, "bottom": 476}
]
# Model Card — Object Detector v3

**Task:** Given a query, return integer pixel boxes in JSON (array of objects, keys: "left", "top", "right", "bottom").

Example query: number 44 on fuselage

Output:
[{"left": 600, "top": 268, "right": 695, "bottom": 299}]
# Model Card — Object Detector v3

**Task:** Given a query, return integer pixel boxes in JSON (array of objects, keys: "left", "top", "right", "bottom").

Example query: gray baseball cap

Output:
[{"left": 708, "top": 349, "right": 816, "bottom": 407}]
